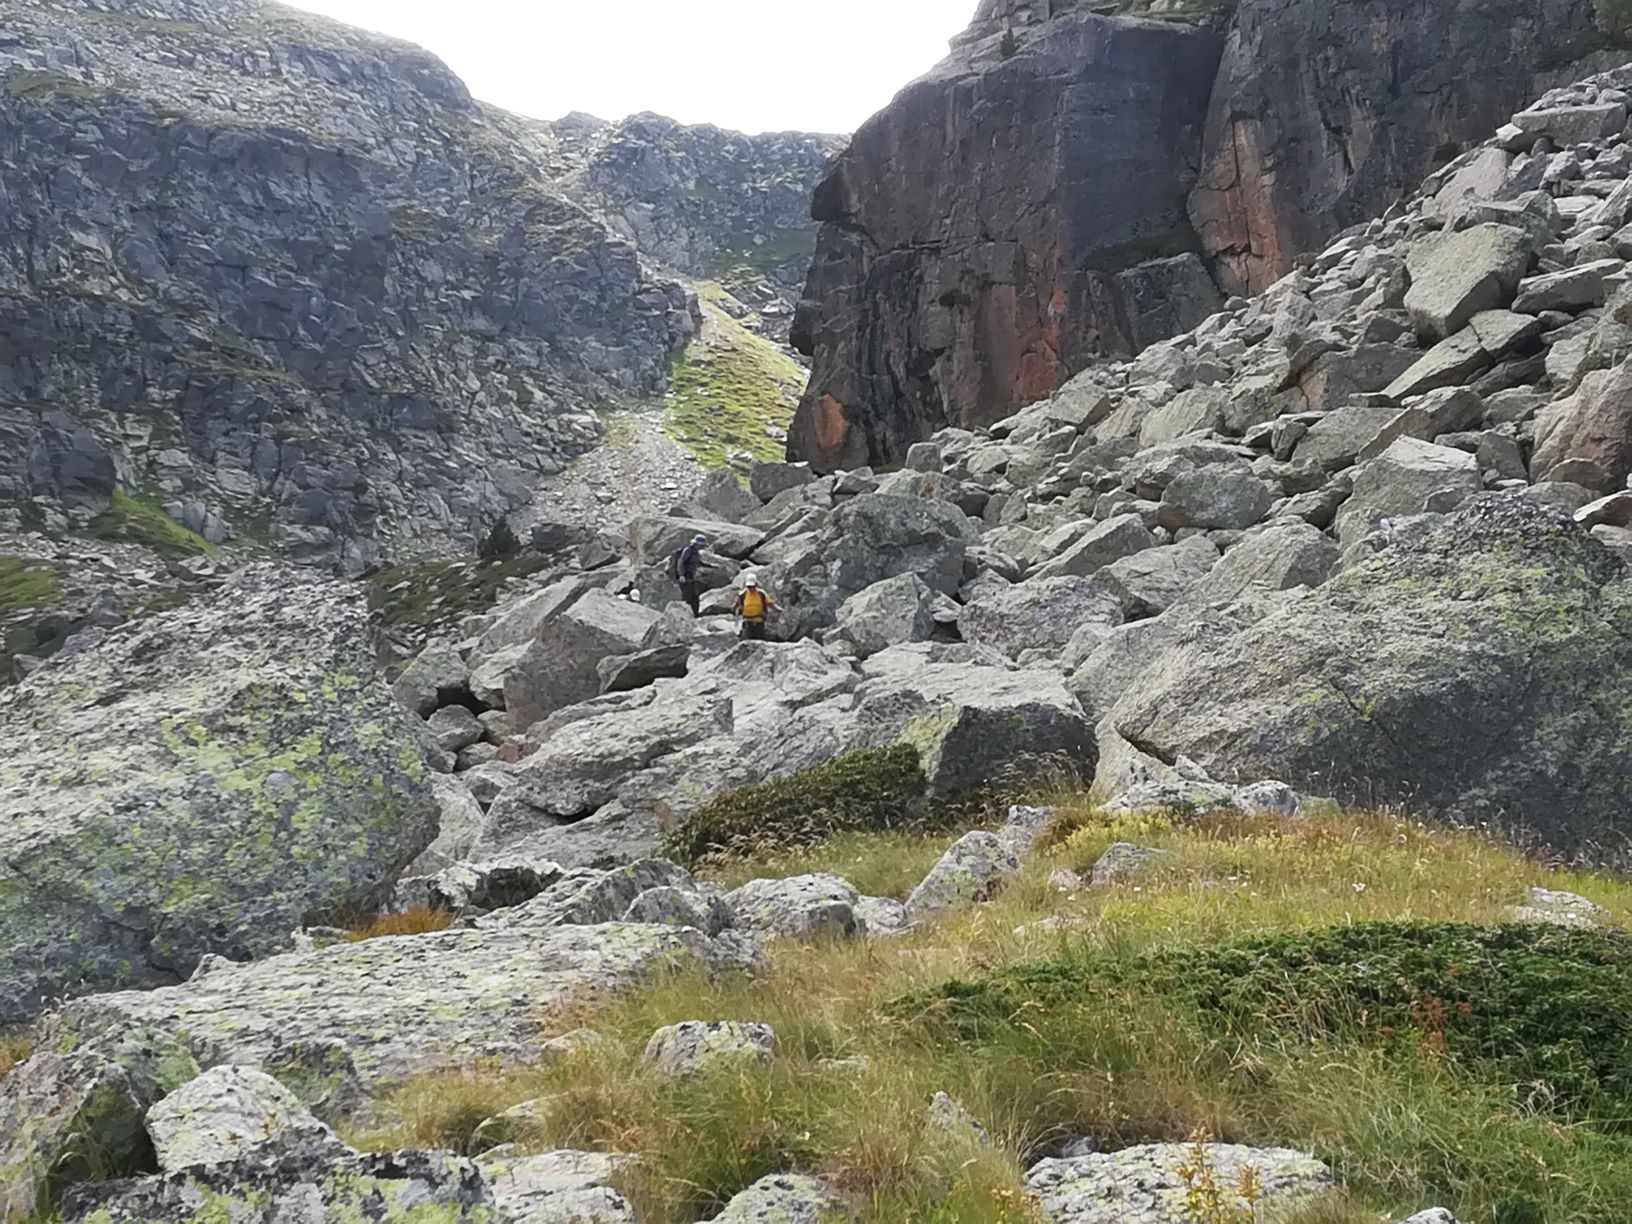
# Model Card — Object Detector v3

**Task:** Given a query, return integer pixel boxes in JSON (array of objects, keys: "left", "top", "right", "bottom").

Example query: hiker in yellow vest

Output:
[{"left": 732, "top": 573, "right": 780, "bottom": 640}]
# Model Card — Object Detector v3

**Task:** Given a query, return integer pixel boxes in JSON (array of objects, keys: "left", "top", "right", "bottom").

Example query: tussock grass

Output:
[
  {"left": 0, "top": 1032, "right": 32, "bottom": 1082},
  {"left": 345, "top": 808, "right": 1632, "bottom": 1222},
  {"left": 342, "top": 906, "right": 456, "bottom": 942}
]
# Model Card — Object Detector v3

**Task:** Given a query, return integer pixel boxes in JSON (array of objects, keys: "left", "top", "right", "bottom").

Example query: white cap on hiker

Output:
[{"left": 744, "top": 573, "right": 759, "bottom": 587}]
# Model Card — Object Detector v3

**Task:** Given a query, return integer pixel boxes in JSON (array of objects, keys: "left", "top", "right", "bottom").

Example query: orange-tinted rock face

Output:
[
  {"left": 789, "top": 12, "right": 1225, "bottom": 470},
  {"left": 1192, "top": 0, "right": 1621, "bottom": 295},
  {"left": 790, "top": 0, "right": 1622, "bottom": 471}
]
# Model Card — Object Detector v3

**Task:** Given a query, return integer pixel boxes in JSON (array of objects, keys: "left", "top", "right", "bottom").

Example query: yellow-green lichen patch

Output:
[{"left": 662, "top": 295, "right": 806, "bottom": 469}]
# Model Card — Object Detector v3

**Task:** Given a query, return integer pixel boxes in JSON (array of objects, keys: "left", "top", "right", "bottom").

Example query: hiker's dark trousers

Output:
[
  {"left": 740, "top": 619, "right": 767, "bottom": 640},
  {"left": 680, "top": 580, "right": 702, "bottom": 616}
]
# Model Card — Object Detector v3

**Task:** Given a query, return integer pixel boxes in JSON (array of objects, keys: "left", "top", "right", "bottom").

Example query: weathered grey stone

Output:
[
  {"left": 1510, "top": 102, "right": 1628, "bottom": 146},
  {"left": 904, "top": 831, "right": 1021, "bottom": 922},
  {"left": 145, "top": 1066, "right": 344, "bottom": 1173},
  {"left": 724, "top": 875, "right": 862, "bottom": 940},
  {"left": 1294, "top": 405, "right": 1418, "bottom": 472},
  {"left": 1384, "top": 328, "right": 1493, "bottom": 399},
  {"left": 642, "top": 1021, "right": 775, "bottom": 1078},
  {"left": 1089, "top": 537, "right": 1221, "bottom": 619},
  {"left": 1403, "top": 223, "right": 1532, "bottom": 339},
  {"left": 1508, "top": 886, "right": 1605, "bottom": 928},
  {"left": 1335, "top": 437, "right": 1482, "bottom": 545},
  {"left": 856, "top": 656, "right": 1096, "bottom": 797},
  {"left": 704, "top": 1173, "right": 854, "bottom": 1223},
  {"left": 1088, "top": 843, "right": 1174, "bottom": 887},
  {"left": 1513, "top": 259, "right": 1621, "bottom": 313},
  {"left": 960, "top": 576, "right": 1125, "bottom": 658},
  {"left": 927, "top": 1091, "right": 991, "bottom": 1145},
  {"left": 696, "top": 469, "right": 763, "bottom": 523},
  {"left": 749, "top": 461, "right": 816, "bottom": 502},
  {"left": 0, "top": 921, "right": 721, "bottom": 1215},
  {"left": 1111, "top": 496, "right": 1632, "bottom": 856},
  {"left": 0, "top": 569, "right": 439, "bottom": 1023},
  {"left": 478, "top": 578, "right": 597, "bottom": 657},
  {"left": 597, "top": 643, "right": 690, "bottom": 694},
  {"left": 477, "top": 1148, "right": 637, "bottom": 1224},
  {"left": 505, "top": 592, "right": 663, "bottom": 728},
  {"left": 1026, "top": 1143, "right": 1332, "bottom": 1224},
  {"left": 405, "top": 775, "right": 492, "bottom": 876},
  {"left": 832, "top": 573, "right": 937, "bottom": 658},
  {"left": 61, "top": 1149, "right": 497, "bottom": 1224},
  {"left": 1031, "top": 514, "right": 1157, "bottom": 580},
  {"left": 392, "top": 642, "right": 470, "bottom": 717},
  {"left": 1157, "top": 466, "right": 1274, "bottom": 530},
  {"left": 427, "top": 704, "right": 485, "bottom": 753},
  {"left": 1533, "top": 362, "right": 1632, "bottom": 489}
]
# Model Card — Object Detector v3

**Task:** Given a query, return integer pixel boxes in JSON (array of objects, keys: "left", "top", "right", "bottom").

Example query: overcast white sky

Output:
[{"left": 291, "top": 0, "right": 975, "bottom": 134}]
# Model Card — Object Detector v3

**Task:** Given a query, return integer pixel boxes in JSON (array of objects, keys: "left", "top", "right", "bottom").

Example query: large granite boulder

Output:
[
  {"left": 1533, "top": 361, "right": 1632, "bottom": 489},
  {"left": 959, "top": 576, "right": 1125, "bottom": 658},
  {"left": 1111, "top": 497, "right": 1632, "bottom": 854},
  {"left": 504, "top": 592, "right": 662, "bottom": 728},
  {"left": 0, "top": 916, "right": 724, "bottom": 1215},
  {"left": 0, "top": 568, "right": 438, "bottom": 1023}
]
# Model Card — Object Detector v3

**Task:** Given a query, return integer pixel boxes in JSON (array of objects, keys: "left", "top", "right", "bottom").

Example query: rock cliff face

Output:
[
  {"left": 544, "top": 113, "right": 843, "bottom": 340},
  {"left": 0, "top": 0, "right": 706, "bottom": 570},
  {"left": 790, "top": 0, "right": 1632, "bottom": 469}
]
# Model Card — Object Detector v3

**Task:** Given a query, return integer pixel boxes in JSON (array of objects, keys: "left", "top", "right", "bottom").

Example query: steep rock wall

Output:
[
  {"left": 790, "top": 0, "right": 1629, "bottom": 469},
  {"left": 1193, "top": 0, "right": 1629, "bottom": 295},
  {"left": 788, "top": 10, "right": 1225, "bottom": 469}
]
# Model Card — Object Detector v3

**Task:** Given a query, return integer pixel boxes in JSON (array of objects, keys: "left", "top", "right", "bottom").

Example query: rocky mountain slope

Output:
[
  {"left": 10, "top": 20, "right": 1632, "bottom": 1224},
  {"left": 540, "top": 113, "right": 843, "bottom": 342},
  {"left": 789, "top": 0, "right": 1632, "bottom": 468},
  {"left": 0, "top": 0, "right": 835, "bottom": 575}
]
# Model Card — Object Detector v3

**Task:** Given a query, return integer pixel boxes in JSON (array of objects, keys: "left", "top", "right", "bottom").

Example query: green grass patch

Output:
[
  {"left": 346, "top": 808, "right": 1632, "bottom": 1223},
  {"left": 662, "top": 298, "right": 805, "bottom": 469},
  {"left": 698, "top": 830, "right": 966, "bottom": 901},
  {"left": 0, "top": 1031, "right": 31, "bottom": 1082},
  {"left": 2, "top": 69, "right": 103, "bottom": 104},
  {"left": 0, "top": 555, "right": 60, "bottom": 618},
  {"left": 367, "top": 554, "right": 551, "bottom": 641},
  {"left": 87, "top": 489, "right": 214, "bottom": 560},
  {"left": 705, "top": 227, "right": 821, "bottom": 281},
  {"left": 662, "top": 746, "right": 931, "bottom": 866}
]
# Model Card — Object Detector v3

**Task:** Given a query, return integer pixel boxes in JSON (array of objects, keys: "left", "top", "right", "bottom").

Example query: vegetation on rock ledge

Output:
[
  {"left": 661, "top": 294, "right": 805, "bottom": 469},
  {"left": 350, "top": 806, "right": 1632, "bottom": 1223}
]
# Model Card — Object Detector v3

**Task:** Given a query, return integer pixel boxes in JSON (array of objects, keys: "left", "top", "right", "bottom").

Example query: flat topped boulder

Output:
[
  {"left": 1403, "top": 222, "right": 1531, "bottom": 339},
  {"left": 1112, "top": 496, "right": 1632, "bottom": 855},
  {"left": 1027, "top": 1142, "right": 1331, "bottom": 1223},
  {"left": 0, "top": 567, "right": 438, "bottom": 1024},
  {"left": 0, "top": 919, "right": 720, "bottom": 1217}
]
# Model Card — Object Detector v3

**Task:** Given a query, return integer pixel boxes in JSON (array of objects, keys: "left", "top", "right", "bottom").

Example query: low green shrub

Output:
[
  {"left": 899, "top": 922, "right": 1632, "bottom": 1114},
  {"left": 662, "top": 745, "right": 930, "bottom": 865}
]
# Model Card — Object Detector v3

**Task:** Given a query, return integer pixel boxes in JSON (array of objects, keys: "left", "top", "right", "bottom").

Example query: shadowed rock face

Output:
[
  {"left": 0, "top": 0, "right": 694, "bottom": 567},
  {"left": 787, "top": 10, "right": 1225, "bottom": 470},
  {"left": 1193, "top": 0, "right": 1627, "bottom": 297},
  {"left": 790, "top": 0, "right": 1627, "bottom": 470}
]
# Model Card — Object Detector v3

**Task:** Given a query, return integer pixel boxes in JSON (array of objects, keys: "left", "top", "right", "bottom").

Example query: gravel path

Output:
[{"left": 521, "top": 406, "right": 707, "bottom": 533}]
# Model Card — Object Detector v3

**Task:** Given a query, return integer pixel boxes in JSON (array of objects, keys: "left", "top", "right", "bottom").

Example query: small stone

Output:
[{"left": 641, "top": 1020, "right": 775, "bottom": 1079}]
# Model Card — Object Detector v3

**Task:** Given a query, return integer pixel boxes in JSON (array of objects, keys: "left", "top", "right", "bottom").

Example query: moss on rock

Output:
[{"left": 663, "top": 745, "right": 931, "bottom": 864}]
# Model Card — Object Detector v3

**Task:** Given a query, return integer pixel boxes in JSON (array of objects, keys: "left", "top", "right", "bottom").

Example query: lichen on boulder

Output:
[{"left": 0, "top": 567, "right": 440, "bottom": 1022}]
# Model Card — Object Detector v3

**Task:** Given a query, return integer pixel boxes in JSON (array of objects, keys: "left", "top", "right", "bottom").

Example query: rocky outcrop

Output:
[
  {"left": 790, "top": 0, "right": 1632, "bottom": 468},
  {"left": 1112, "top": 497, "right": 1632, "bottom": 853},
  {"left": 545, "top": 112, "right": 843, "bottom": 336},
  {"left": 789, "top": 9, "right": 1225, "bottom": 468},
  {"left": 1192, "top": 0, "right": 1630, "bottom": 297},
  {"left": 0, "top": 567, "right": 438, "bottom": 1022},
  {"left": 0, "top": 0, "right": 694, "bottom": 566}
]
